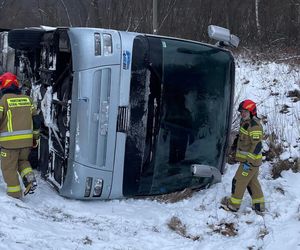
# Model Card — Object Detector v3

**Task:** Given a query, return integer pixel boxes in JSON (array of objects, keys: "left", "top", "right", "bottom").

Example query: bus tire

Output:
[{"left": 39, "top": 135, "right": 49, "bottom": 179}]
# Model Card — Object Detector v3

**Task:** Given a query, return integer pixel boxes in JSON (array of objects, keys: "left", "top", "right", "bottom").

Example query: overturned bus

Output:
[{"left": 1, "top": 25, "right": 238, "bottom": 199}]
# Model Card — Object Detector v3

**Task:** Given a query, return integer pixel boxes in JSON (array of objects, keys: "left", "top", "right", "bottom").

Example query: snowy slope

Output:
[{"left": 0, "top": 59, "right": 299, "bottom": 250}]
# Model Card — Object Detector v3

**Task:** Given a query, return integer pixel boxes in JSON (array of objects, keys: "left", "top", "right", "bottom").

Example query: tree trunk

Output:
[
  {"left": 58, "top": 0, "right": 72, "bottom": 26},
  {"left": 255, "top": 0, "right": 261, "bottom": 38}
]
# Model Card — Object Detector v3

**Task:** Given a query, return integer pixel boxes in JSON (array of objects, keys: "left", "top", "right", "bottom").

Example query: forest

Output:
[{"left": 0, "top": 0, "right": 299, "bottom": 56}]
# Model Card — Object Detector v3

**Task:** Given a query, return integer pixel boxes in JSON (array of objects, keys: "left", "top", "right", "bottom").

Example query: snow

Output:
[
  {"left": 40, "top": 86, "right": 53, "bottom": 127},
  {"left": 0, "top": 58, "right": 300, "bottom": 250}
]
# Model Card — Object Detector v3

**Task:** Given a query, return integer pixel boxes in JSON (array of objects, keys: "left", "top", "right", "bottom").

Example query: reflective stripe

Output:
[
  {"left": 7, "top": 185, "right": 21, "bottom": 193},
  {"left": 33, "top": 130, "right": 40, "bottom": 140},
  {"left": 0, "top": 134, "right": 33, "bottom": 142},
  {"left": 21, "top": 167, "right": 33, "bottom": 178},
  {"left": 236, "top": 150, "right": 248, "bottom": 159},
  {"left": 237, "top": 150, "right": 262, "bottom": 160},
  {"left": 230, "top": 197, "right": 242, "bottom": 204},
  {"left": 7, "top": 97, "right": 31, "bottom": 108},
  {"left": 252, "top": 197, "right": 265, "bottom": 204},
  {"left": 240, "top": 127, "right": 249, "bottom": 135},
  {"left": 0, "top": 106, "right": 3, "bottom": 112},
  {"left": 0, "top": 129, "right": 33, "bottom": 137},
  {"left": 242, "top": 172, "right": 249, "bottom": 176},
  {"left": 249, "top": 131, "right": 262, "bottom": 136},
  {"left": 247, "top": 153, "right": 262, "bottom": 160},
  {"left": 7, "top": 110, "right": 12, "bottom": 132},
  {"left": 237, "top": 150, "right": 248, "bottom": 155},
  {"left": 250, "top": 131, "right": 262, "bottom": 139},
  {"left": 3, "top": 79, "right": 12, "bottom": 88}
]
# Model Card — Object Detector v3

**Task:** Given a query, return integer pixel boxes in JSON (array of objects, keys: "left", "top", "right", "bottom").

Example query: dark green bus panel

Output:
[{"left": 123, "top": 36, "right": 234, "bottom": 197}]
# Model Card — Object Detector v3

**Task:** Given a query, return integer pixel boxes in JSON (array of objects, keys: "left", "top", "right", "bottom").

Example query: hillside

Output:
[{"left": 0, "top": 58, "right": 299, "bottom": 250}]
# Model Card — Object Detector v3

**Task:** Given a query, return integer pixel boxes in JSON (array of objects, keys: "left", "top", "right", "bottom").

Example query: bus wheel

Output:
[{"left": 39, "top": 135, "right": 49, "bottom": 179}]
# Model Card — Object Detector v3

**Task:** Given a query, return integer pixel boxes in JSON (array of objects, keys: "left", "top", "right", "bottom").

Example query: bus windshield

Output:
[{"left": 123, "top": 36, "right": 234, "bottom": 196}]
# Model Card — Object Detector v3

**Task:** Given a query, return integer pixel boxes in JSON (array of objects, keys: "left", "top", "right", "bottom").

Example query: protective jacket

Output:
[
  {"left": 235, "top": 116, "right": 263, "bottom": 167},
  {"left": 0, "top": 90, "right": 39, "bottom": 149}
]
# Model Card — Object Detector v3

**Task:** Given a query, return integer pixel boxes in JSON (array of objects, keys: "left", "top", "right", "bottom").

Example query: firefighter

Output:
[
  {"left": 0, "top": 72, "right": 40, "bottom": 199},
  {"left": 221, "top": 99, "right": 265, "bottom": 213}
]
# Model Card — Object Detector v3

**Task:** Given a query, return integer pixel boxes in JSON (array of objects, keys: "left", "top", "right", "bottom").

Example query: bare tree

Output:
[
  {"left": 153, "top": 0, "right": 157, "bottom": 34},
  {"left": 58, "top": 0, "right": 72, "bottom": 26},
  {"left": 85, "top": 0, "right": 99, "bottom": 27},
  {"left": 158, "top": 0, "right": 177, "bottom": 32},
  {"left": 0, "top": 0, "right": 7, "bottom": 9},
  {"left": 36, "top": 0, "right": 45, "bottom": 24},
  {"left": 0, "top": 0, "right": 298, "bottom": 52},
  {"left": 255, "top": 0, "right": 261, "bottom": 38}
]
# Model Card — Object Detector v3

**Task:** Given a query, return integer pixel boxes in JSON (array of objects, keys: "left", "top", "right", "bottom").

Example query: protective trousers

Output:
[
  {"left": 229, "top": 163, "right": 265, "bottom": 210},
  {"left": 0, "top": 148, "right": 33, "bottom": 198}
]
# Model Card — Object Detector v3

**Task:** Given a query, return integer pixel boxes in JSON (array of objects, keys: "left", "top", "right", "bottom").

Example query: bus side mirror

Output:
[
  {"left": 191, "top": 164, "right": 222, "bottom": 183},
  {"left": 208, "top": 25, "right": 240, "bottom": 48}
]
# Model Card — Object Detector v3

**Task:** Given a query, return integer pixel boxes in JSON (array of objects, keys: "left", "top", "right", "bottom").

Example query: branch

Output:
[
  {"left": 255, "top": 0, "right": 261, "bottom": 37},
  {"left": 158, "top": 0, "right": 177, "bottom": 30},
  {"left": 275, "top": 55, "right": 300, "bottom": 62},
  {"left": 85, "top": 0, "right": 95, "bottom": 27},
  {"left": 0, "top": 0, "right": 7, "bottom": 9},
  {"left": 126, "top": 15, "right": 132, "bottom": 31},
  {"left": 36, "top": 0, "right": 44, "bottom": 24},
  {"left": 126, "top": 7, "right": 133, "bottom": 31},
  {"left": 270, "top": 38, "right": 286, "bottom": 44},
  {"left": 59, "top": 0, "right": 72, "bottom": 27},
  {"left": 132, "top": 8, "right": 149, "bottom": 32}
]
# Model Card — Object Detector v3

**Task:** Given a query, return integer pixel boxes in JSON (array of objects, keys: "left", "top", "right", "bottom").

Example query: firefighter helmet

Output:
[
  {"left": 238, "top": 99, "right": 257, "bottom": 116},
  {"left": 0, "top": 72, "right": 19, "bottom": 89}
]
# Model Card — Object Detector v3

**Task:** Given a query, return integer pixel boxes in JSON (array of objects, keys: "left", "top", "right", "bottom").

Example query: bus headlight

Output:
[
  {"left": 94, "top": 33, "right": 101, "bottom": 56},
  {"left": 93, "top": 178, "right": 103, "bottom": 197},
  {"left": 103, "top": 34, "right": 112, "bottom": 55},
  {"left": 84, "top": 177, "right": 93, "bottom": 197}
]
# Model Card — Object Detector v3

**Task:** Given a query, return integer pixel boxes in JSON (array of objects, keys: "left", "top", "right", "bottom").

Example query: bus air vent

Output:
[{"left": 117, "top": 106, "right": 129, "bottom": 132}]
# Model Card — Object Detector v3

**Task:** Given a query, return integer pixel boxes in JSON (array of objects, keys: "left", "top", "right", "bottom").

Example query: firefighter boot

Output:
[
  {"left": 220, "top": 196, "right": 239, "bottom": 212},
  {"left": 252, "top": 203, "right": 265, "bottom": 215},
  {"left": 23, "top": 172, "right": 37, "bottom": 196}
]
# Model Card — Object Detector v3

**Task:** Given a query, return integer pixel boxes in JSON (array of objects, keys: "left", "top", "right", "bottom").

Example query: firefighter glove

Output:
[
  {"left": 242, "top": 162, "right": 250, "bottom": 172},
  {"left": 33, "top": 139, "right": 39, "bottom": 148}
]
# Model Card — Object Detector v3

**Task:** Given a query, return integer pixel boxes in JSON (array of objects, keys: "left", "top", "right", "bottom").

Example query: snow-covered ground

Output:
[{"left": 0, "top": 59, "right": 300, "bottom": 250}]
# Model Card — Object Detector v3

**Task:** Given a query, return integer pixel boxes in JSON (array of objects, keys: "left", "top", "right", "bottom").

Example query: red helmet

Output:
[
  {"left": 0, "top": 72, "right": 19, "bottom": 90},
  {"left": 238, "top": 99, "right": 257, "bottom": 116}
]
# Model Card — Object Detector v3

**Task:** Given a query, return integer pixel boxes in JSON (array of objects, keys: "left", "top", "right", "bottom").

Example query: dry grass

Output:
[
  {"left": 234, "top": 47, "right": 300, "bottom": 66},
  {"left": 208, "top": 222, "right": 238, "bottom": 237},
  {"left": 272, "top": 159, "right": 300, "bottom": 179},
  {"left": 264, "top": 130, "right": 300, "bottom": 179},
  {"left": 258, "top": 227, "right": 269, "bottom": 239},
  {"left": 275, "top": 186, "right": 285, "bottom": 195},
  {"left": 279, "top": 104, "right": 291, "bottom": 114},
  {"left": 152, "top": 188, "right": 194, "bottom": 203},
  {"left": 167, "top": 216, "right": 202, "bottom": 241},
  {"left": 82, "top": 236, "right": 92, "bottom": 245},
  {"left": 287, "top": 89, "right": 300, "bottom": 102},
  {"left": 167, "top": 216, "right": 187, "bottom": 236},
  {"left": 262, "top": 132, "right": 283, "bottom": 162}
]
